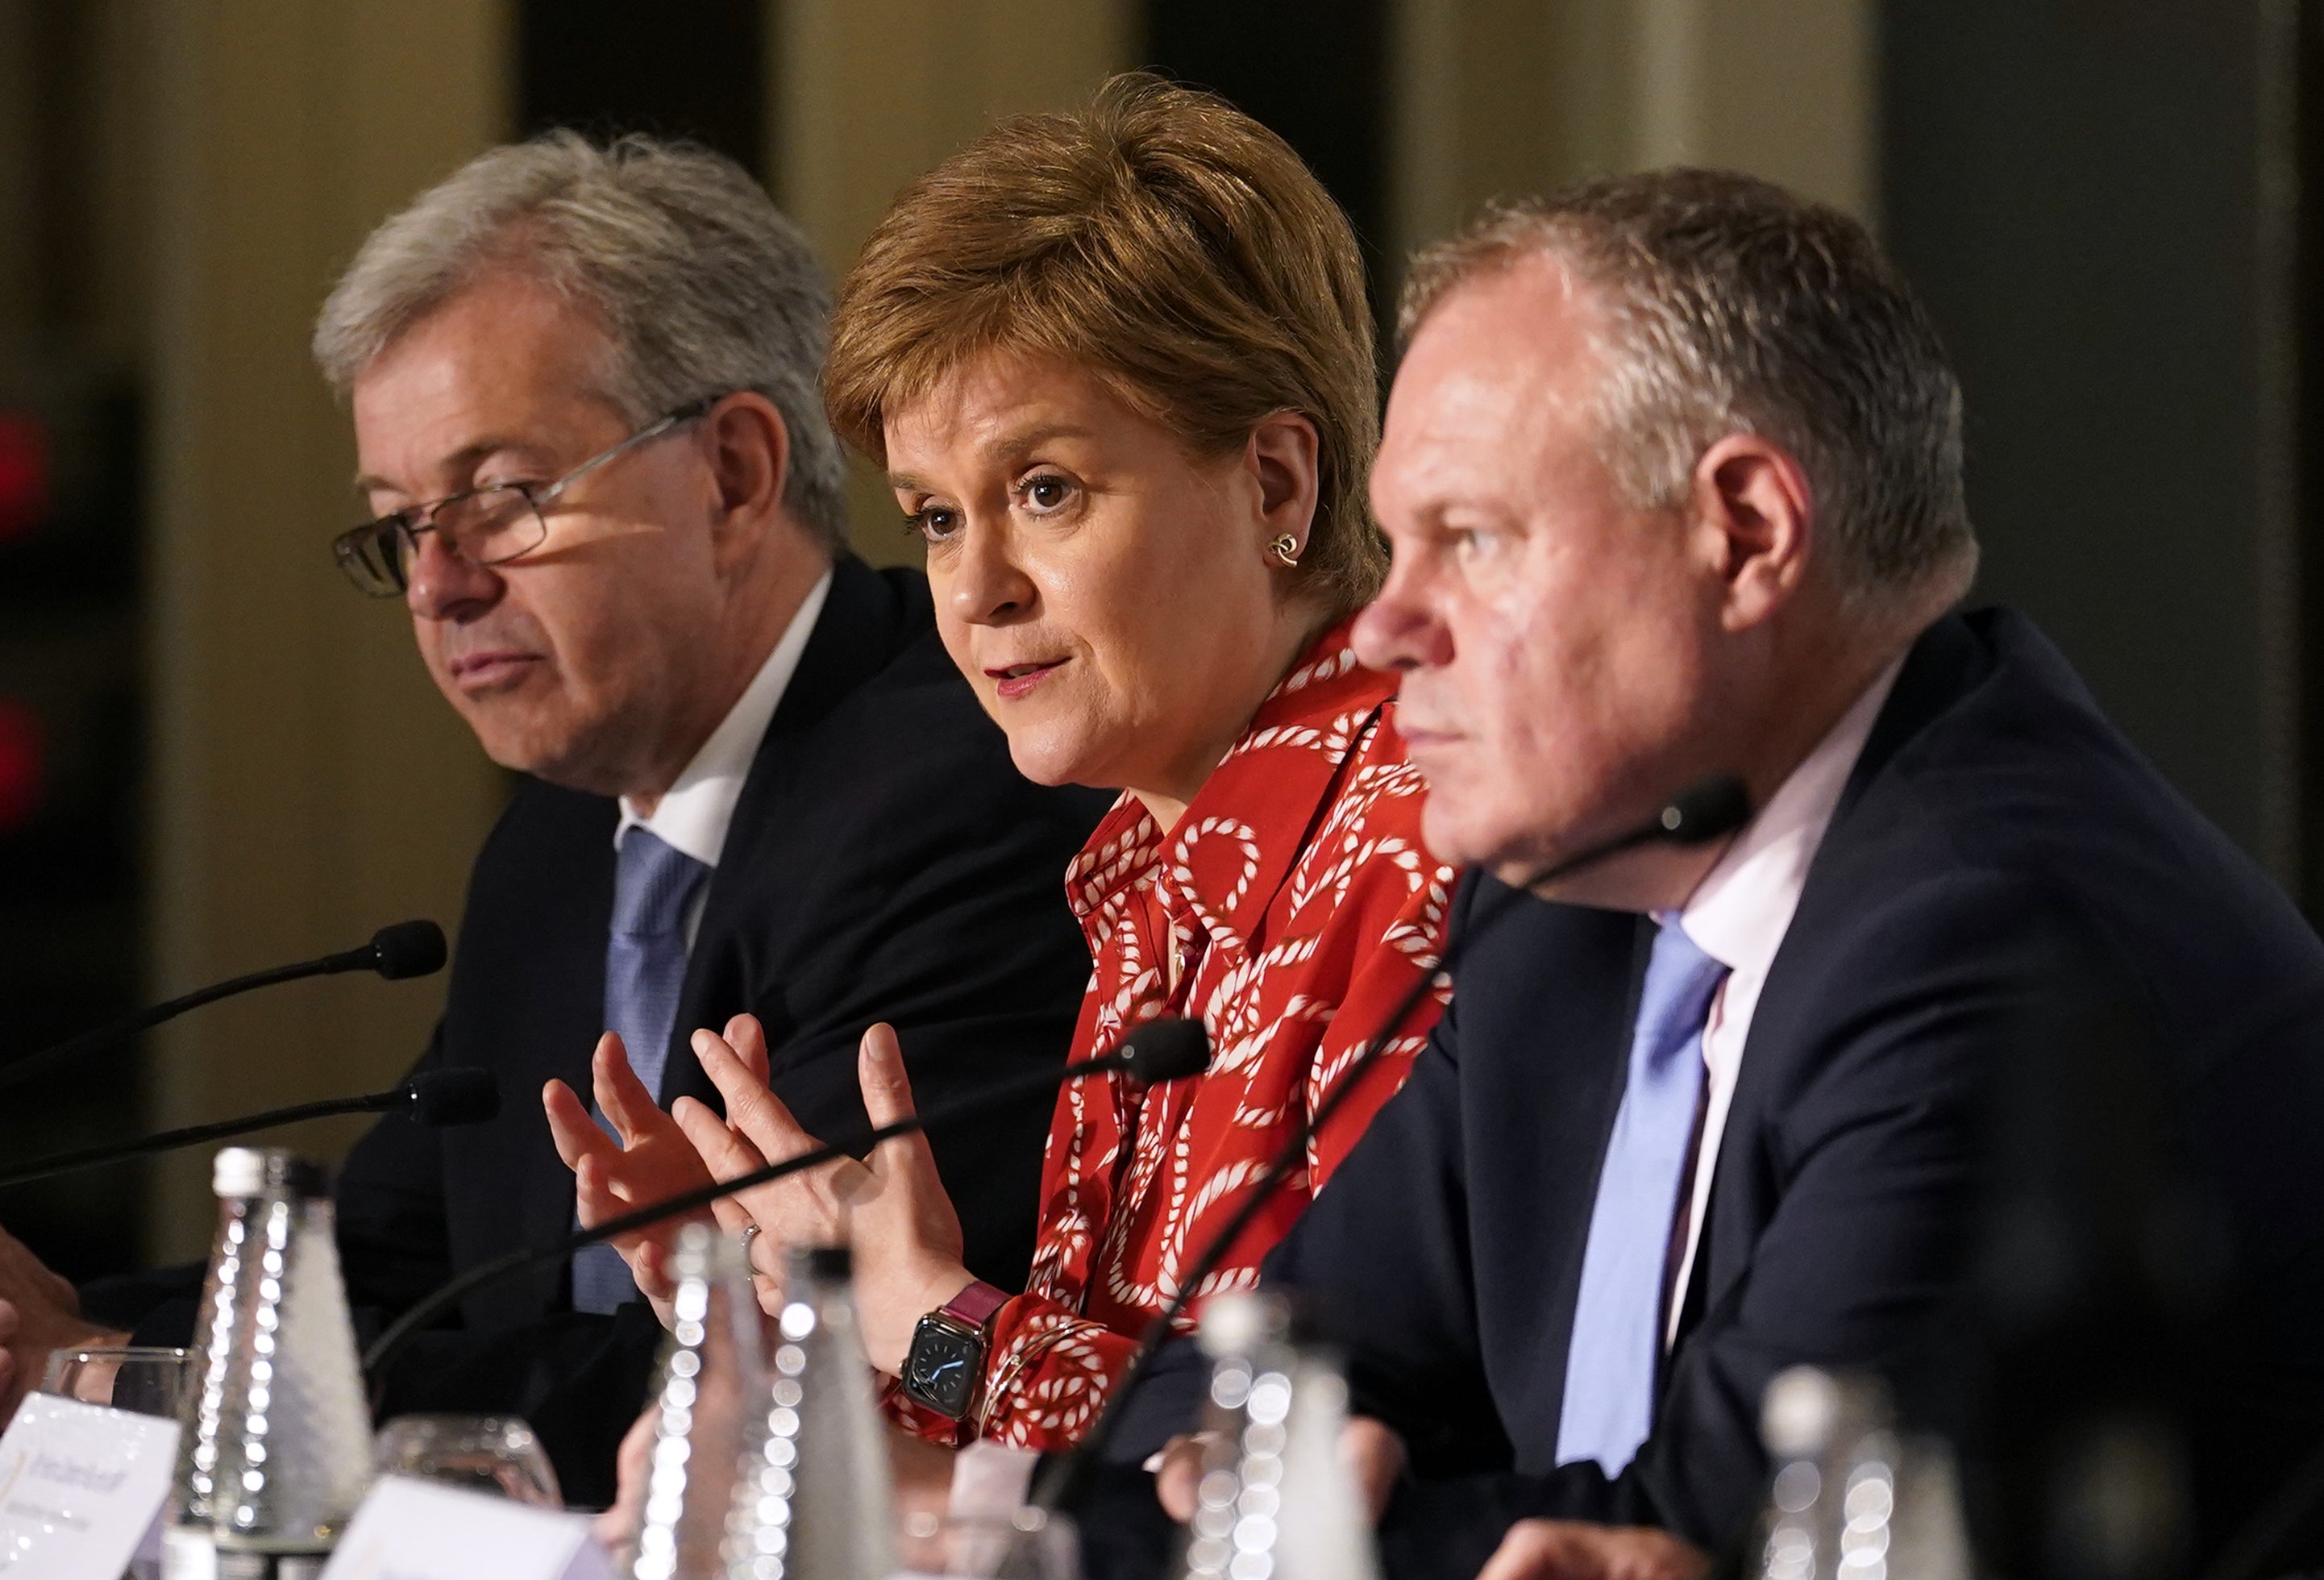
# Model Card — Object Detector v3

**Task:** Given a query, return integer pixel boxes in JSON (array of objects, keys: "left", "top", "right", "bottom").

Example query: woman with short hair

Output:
[{"left": 568, "top": 73, "right": 1457, "bottom": 1453}]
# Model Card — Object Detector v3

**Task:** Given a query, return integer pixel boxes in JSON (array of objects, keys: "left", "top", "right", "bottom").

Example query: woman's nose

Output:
[{"left": 945, "top": 518, "right": 1037, "bottom": 626}]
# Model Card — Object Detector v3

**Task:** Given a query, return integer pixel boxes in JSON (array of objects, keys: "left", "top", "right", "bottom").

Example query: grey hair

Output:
[
  {"left": 1401, "top": 170, "right": 1976, "bottom": 613},
  {"left": 314, "top": 131, "right": 848, "bottom": 548}
]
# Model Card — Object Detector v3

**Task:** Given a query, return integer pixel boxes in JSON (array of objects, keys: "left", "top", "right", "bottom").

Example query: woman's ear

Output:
[
  {"left": 1248, "top": 410, "right": 1322, "bottom": 550},
  {"left": 1689, "top": 432, "right": 1815, "bottom": 632}
]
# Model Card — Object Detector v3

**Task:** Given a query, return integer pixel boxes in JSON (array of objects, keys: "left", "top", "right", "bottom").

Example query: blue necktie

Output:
[
  {"left": 1555, "top": 918, "right": 1729, "bottom": 1473},
  {"left": 572, "top": 826, "right": 710, "bottom": 1315}
]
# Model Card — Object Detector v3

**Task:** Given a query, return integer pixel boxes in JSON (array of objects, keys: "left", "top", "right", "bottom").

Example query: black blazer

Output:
[
  {"left": 94, "top": 559, "right": 1108, "bottom": 1503},
  {"left": 1113, "top": 609, "right": 2324, "bottom": 1578}
]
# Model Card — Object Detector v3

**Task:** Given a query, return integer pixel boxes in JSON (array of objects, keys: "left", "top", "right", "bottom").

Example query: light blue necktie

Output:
[
  {"left": 572, "top": 826, "right": 710, "bottom": 1315},
  {"left": 1555, "top": 917, "right": 1729, "bottom": 1474}
]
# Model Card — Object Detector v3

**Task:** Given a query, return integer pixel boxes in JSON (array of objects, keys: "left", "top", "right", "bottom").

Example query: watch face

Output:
[{"left": 904, "top": 1317, "right": 983, "bottom": 1420}]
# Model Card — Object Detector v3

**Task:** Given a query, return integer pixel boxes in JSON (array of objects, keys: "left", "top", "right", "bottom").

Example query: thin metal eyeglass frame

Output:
[{"left": 331, "top": 393, "right": 723, "bottom": 597}]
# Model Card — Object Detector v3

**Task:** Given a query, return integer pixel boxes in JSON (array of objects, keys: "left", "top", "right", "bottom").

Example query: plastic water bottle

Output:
[
  {"left": 630, "top": 1222, "right": 768, "bottom": 1580},
  {"left": 1889, "top": 1434, "right": 1973, "bottom": 1580},
  {"left": 1754, "top": 1367, "right": 1973, "bottom": 1580},
  {"left": 162, "top": 1148, "right": 373, "bottom": 1580},
  {"left": 728, "top": 1244, "right": 893, "bottom": 1580},
  {"left": 1179, "top": 1291, "right": 1381, "bottom": 1580}
]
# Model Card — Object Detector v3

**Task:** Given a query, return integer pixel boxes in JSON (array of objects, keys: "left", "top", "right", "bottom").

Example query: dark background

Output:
[{"left": 0, "top": 0, "right": 2314, "bottom": 1297}]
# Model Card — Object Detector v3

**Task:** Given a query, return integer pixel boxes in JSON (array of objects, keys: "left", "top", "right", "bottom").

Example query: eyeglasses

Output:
[{"left": 331, "top": 394, "right": 722, "bottom": 597}]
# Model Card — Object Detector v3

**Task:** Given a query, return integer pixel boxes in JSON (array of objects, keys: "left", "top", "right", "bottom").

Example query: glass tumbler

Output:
[
  {"left": 40, "top": 1345, "right": 196, "bottom": 1420},
  {"left": 895, "top": 1508, "right": 1081, "bottom": 1579},
  {"left": 39, "top": 1346, "right": 196, "bottom": 1580},
  {"left": 372, "top": 1413, "right": 563, "bottom": 1507}
]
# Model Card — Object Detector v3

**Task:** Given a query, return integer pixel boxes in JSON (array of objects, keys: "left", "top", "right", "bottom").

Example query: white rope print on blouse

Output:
[{"left": 1017, "top": 735, "right": 1444, "bottom": 1369}]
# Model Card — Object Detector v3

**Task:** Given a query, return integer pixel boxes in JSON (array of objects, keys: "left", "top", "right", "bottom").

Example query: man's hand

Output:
[
  {"left": 545, "top": 1023, "right": 769, "bottom": 1325},
  {"left": 1477, "top": 1520, "right": 1710, "bottom": 1580},
  {"left": 1152, "top": 1432, "right": 1213, "bottom": 1522},
  {"left": 593, "top": 1403, "right": 658, "bottom": 1559},
  {"left": 1341, "top": 1415, "right": 1409, "bottom": 1522},
  {"left": 675, "top": 1018, "right": 971, "bottom": 1377},
  {"left": 0, "top": 1226, "right": 123, "bottom": 1423},
  {"left": 1156, "top": 1416, "right": 1407, "bottom": 1524}
]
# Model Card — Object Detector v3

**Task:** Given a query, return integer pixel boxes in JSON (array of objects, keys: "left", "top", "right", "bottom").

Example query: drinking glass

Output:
[
  {"left": 39, "top": 1345, "right": 195, "bottom": 1419},
  {"left": 896, "top": 1507, "right": 1081, "bottom": 1579},
  {"left": 40, "top": 1348, "right": 195, "bottom": 1580},
  {"left": 372, "top": 1413, "right": 563, "bottom": 1507}
]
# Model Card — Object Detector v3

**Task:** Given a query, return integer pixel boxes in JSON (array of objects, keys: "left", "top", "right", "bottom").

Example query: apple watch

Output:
[{"left": 900, "top": 1279, "right": 1009, "bottom": 1422}]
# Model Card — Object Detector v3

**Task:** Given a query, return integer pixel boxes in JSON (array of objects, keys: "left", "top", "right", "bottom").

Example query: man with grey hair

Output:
[
  {"left": 14, "top": 132, "right": 1106, "bottom": 1503},
  {"left": 1127, "top": 170, "right": 2324, "bottom": 1579}
]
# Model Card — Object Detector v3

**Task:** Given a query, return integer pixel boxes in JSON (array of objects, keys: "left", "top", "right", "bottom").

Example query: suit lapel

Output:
[
  {"left": 1679, "top": 613, "right": 1994, "bottom": 1341},
  {"left": 515, "top": 798, "right": 619, "bottom": 1274},
  {"left": 660, "top": 556, "right": 908, "bottom": 1111},
  {"left": 1473, "top": 893, "right": 1653, "bottom": 1431}
]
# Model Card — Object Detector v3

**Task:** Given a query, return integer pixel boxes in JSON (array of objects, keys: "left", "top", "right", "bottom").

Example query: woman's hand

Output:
[
  {"left": 543, "top": 1020, "right": 772, "bottom": 1324},
  {"left": 674, "top": 1019, "right": 976, "bottom": 1376}
]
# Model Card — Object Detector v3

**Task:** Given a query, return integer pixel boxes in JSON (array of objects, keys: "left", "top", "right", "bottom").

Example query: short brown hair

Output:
[
  {"left": 825, "top": 73, "right": 1385, "bottom": 615},
  {"left": 1403, "top": 171, "right": 1976, "bottom": 614}
]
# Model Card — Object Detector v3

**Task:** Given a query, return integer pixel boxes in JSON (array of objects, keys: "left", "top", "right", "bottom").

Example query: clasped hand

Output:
[
  {"left": 542, "top": 1015, "right": 975, "bottom": 1376},
  {"left": 0, "top": 1226, "right": 124, "bottom": 1424}
]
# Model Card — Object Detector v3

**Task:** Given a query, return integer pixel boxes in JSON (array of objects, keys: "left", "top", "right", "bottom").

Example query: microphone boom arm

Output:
[
  {"left": 0, "top": 959, "right": 343, "bottom": 1096},
  {"left": 0, "top": 1067, "right": 497, "bottom": 1192},
  {"left": 0, "top": 1086, "right": 409, "bottom": 1191},
  {"left": 0, "top": 921, "right": 447, "bottom": 1097}
]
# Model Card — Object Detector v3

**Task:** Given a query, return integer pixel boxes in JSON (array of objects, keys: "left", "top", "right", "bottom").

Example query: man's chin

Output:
[
  {"left": 1420, "top": 802, "right": 1591, "bottom": 894},
  {"left": 465, "top": 713, "right": 628, "bottom": 798},
  {"left": 1419, "top": 800, "right": 1523, "bottom": 875}
]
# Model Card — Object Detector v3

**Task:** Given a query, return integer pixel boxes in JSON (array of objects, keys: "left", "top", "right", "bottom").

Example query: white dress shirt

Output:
[
  {"left": 1662, "top": 656, "right": 1903, "bottom": 1343},
  {"left": 613, "top": 568, "right": 832, "bottom": 947}
]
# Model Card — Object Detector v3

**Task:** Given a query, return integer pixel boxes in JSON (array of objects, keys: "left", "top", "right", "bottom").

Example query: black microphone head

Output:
[
  {"left": 1653, "top": 775, "right": 1752, "bottom": 846},
  {"left": 369, "top": 920, "right": 447, "bottom": 980},
  {"left": 403, "top": 1067, "right": 499, "bottom": 1127},
  {"left": 1120, "top": 1018, "right": 1211, "bottom": 1083}
]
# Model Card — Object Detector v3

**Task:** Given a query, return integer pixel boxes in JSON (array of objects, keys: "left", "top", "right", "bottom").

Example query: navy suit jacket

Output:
[
  {"left": 90, "top": 558, "right": 1110, "bottom": 1503},
  {"left": 1115, "top": 608, "right": 2324, "bottom": 1578}
]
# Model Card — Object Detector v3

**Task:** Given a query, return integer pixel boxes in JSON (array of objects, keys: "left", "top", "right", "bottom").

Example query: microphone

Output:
[
  {"left": 0, "top": 1068, "right": 501, "bottom": 1191},
  {"left": 1510, "top": 771, "right": 1753, "bottom": 890},
  {"left": 0, "top": 920, "right": 449, "bottom": 1096},
  {"left": 336, "top": 919, "right": 451, "bottom": 981},
  {"left": 360, "top": 1017, "right": 1215, "bottom": 1391},
  {"left": 1032, "top": 773, "right": 1752, "bottom": 1509}
]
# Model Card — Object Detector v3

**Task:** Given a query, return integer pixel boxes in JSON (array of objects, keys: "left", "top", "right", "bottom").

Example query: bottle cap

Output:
[
  {"left": 1196, "top": 1291, "right": 1292, "bottom": 1357},
  {"left": 210, "top": 1146, "right": 326, "bottom": 1199},
  {"left": 1761, "top": 1366, "right": 1892, "bottom": 1457},
  {"left": 1761, "top": 1366, "right": 1842, "bottom": 1457}
]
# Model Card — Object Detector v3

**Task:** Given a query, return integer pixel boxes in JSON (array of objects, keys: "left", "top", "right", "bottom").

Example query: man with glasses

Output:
[
  {"left": 329, "top": 393, "right": 721, "bottom": 599},
  {"left": 15, "top": 133, "right": 1107, "bottom": 1503}
]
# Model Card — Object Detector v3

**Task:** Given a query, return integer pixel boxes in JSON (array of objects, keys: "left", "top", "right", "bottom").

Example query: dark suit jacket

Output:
[
  {"left": 92, "top": 558, "right": 1108, "bottom": 1503},
  {"left": 1109, "top": 608, "right": 2324, "bottom": 1578}
]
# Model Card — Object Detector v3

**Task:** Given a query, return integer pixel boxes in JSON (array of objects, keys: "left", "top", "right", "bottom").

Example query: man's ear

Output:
[
  {"left": 703, "top": 393, "right": 792, "bottom": 572},
  {"left": 1689, "top": 433, "right": 1814, "bottom": 631}
]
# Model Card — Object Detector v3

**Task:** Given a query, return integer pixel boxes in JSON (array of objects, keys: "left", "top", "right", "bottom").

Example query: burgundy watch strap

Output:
[{"left": 940, "top": 1279, "right": 1009, "bottom": 1329}]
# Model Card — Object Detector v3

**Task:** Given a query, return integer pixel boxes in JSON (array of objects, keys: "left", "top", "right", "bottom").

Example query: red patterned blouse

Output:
[{"left": 903, "top": 621, "right": 1458, "bottom": 1452}]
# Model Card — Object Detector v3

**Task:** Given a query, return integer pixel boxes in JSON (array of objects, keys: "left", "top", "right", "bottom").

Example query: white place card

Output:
[
  {"left": 318, "top": 1475, "right": 614, "bottom": 1580},
  {"left": 0, "top": 1391, "right": 180, "bottom": 1579}
]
